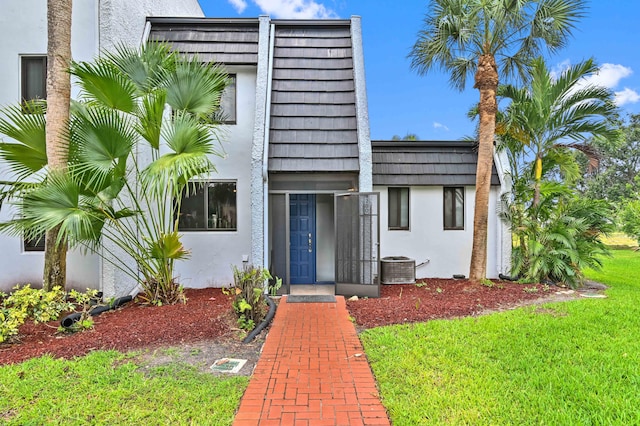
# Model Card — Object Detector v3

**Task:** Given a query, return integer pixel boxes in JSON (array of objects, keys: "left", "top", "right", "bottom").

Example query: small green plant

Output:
[
  {"left": 61, "top": 289, "right": 100, "bottom": 332},
  {"left": 0, "top": 306, "right": 23, "bottom": 343},
  {"left": 5, "top": 285, "right": 73, "bottom": 324},
  {"left": 415, "top": 281, "right": 427, "bottom": 288},
  {"left": 268, "top": 275, "right": 283, "bottom": 297},
  {"left": 480, "top": 278, "right": 495, "bottom": 288},
  {"left": 231, "top": 265, "right": 273, "bottom": 332},
  {"left": 523, "top": 286, "right": 539, "bottom": 294},
  {"left": 1, "top": 284, "right": 78, "bottom": 342},
  {"left": 436, "top": 287, "right": 443, "bottom": 294}
]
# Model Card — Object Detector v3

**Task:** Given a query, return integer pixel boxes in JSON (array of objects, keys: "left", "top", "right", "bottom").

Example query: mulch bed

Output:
[
  {"left": 346, "top": 279, "right": 551, "bottom": 328},
  {"left": 1, "top": 280, "right": 556, "bottom": 365},
  {"left": 1, "top": 288, "right": 237, "bottom": 365}
]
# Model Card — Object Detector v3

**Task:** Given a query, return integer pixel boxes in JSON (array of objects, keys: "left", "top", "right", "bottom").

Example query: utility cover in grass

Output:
[{"left": 210, "top": 358, "right": 247, "bottom": 374}]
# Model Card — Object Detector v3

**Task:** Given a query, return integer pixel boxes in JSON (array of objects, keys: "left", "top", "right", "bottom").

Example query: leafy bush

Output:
[
  {"left": 230, "top": 265, "right": 273, "bottom": 331},
  {"left": 0, "top": 285, "right": 99, "bottom": 342},
  {"left": 0, "top": 306, "right": 23, "bottom": 343},
  {"left": 619, "top": 200, "right": 640, "bottom": 246},
  {"left": 510, "top": 197, "right": 613, "bottom": 287},
  {"left": 4, "top": 285, "right": 73, "bottom": 324}
]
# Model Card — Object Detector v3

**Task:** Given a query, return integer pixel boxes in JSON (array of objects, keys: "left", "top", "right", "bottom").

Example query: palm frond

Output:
[
  {"left": 70, "top": 59, "right": 137, "bottom": 113},
  {"left": 162, "top": 59, "right": 229, "bottom": 116},
  {"left": 0, "top": 103, "right": 47, "bottom": 179}
]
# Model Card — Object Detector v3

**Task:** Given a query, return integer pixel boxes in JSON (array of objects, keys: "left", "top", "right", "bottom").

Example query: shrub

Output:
[
  {"left": 4, "top": 285, "right": 73, "bottom": 324},
  {"left": 0, "top": 306, "right": 24, "bottom": 343},
  {"left": 0, "top": 285, "right": 98, "bottom": 342},
  {"left": 620, "top": 200, "right": 640, "bottom": 246},
  {"left": 230, "top": 265, "right": 272, "bottom": 332}
]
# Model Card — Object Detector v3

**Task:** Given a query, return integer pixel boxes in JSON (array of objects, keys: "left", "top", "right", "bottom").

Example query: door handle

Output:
[{"left": 308, "top": 233, "right": 312, "bottom": 253}]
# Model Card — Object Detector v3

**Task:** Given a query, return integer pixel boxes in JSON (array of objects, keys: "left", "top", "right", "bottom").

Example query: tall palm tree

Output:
[
  {"left": 44, "top": 0, "right": 72, "bottom": 291},
  {"left": 499, "top": 57, "right": 619, "bottom": 207},
  {"left": 410, "top": 0, "right": 586, "bottom": 281},
  {"left": 0, "top": 44, "right": 229, "bottom": 304}
]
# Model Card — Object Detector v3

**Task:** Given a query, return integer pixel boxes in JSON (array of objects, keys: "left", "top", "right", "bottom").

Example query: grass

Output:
[
  {"left": 361, "top": 250, "right": 640, "bottom": 425},
  {"left": 0, "top": 351, "right": 247, "bottom": 425},
  {"left": 601, "top": 231, "right": 638, "bottom": 249}
]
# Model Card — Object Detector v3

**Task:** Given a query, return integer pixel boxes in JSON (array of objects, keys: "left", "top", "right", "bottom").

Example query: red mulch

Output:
[
  {"left": 346, "top": 279, "right": 550, "bottom": 328},
  {"left": 1, "top": 280, "right": 554, "bottom": 365},
  {"left": 1, "top": 288, "right": 236, "bottom": 365}
]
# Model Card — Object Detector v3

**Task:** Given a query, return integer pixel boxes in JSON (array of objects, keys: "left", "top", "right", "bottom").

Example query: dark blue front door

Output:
[{"left": 290, "top": 194, "right": 316, "bottom": 284}]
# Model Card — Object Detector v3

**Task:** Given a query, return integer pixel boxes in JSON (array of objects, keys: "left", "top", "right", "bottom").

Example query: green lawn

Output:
[
  {"left": 361, "top": 250, "right": 640, "bottom": 425},
  {"left": 0, "top": 351, "right": 247, "bottom": 425}
]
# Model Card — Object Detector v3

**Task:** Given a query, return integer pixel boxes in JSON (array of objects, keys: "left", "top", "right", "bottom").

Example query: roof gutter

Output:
[{"left": 262, "top": 22, "right": 275, "bottom": 273}]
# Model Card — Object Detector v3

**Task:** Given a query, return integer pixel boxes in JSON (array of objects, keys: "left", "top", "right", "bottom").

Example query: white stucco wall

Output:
[
  {"left": 174, "top": 67, "right": 257, "bottom": 288},
  {"left": 376, "top": 185, "right": 503, "bottom": 279},
  {"left": 99, "top": 0, "right": 203, "bottom": 51}
]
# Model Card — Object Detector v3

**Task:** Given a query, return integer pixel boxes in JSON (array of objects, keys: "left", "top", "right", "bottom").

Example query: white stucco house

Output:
[{"left": 0, "top": 11, "right": 511, "bottom": 297}]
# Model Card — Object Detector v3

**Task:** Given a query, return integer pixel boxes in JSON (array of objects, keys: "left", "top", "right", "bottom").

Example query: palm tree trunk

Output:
[
  {"left": 469, "top": 54, "right": 498, "bottom": 282},
  {"left": 533, "top": 155, "right": 542, "bottom": 207},
  {"left": 43, "top": 0, "right": 72, "bottom": 291}
]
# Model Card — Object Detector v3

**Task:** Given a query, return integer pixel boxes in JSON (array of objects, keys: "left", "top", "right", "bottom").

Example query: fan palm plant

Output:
[{"left": 0, "top": 43, "right": 229, "bottom": 304}]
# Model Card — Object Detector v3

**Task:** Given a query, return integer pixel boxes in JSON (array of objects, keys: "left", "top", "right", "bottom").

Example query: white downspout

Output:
[{"left": 262, "top": 23, "right": 275, "bottom": 274}]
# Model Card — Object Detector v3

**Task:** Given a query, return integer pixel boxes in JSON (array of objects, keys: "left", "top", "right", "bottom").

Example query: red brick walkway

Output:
[{"left": 233, "top": 296, "right": 390, "bottom": 426}]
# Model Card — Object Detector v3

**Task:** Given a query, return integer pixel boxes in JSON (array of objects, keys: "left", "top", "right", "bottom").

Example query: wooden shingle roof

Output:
[
  {"left": 372, "top": 141, "right": 501, "bottom": 186},
  {"left": 268, "top": 21, "right": 359, "bottom": 173},
  {"left": 148, "top": 18, "right": 260, "bottom": 64}
]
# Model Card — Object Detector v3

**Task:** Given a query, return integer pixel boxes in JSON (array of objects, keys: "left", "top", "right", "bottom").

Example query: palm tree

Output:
[
  {"left": 0, "top": 44, "right": 230, "bottom": 304},
  {"left": 410, "top": 0, "right": 586, "bottom": 281},
  {"left": 499, "top": 57, "right": 619, "bottom": 207},
  {"left": 44, "top": 0, "right": 72, "bottom": 291}
]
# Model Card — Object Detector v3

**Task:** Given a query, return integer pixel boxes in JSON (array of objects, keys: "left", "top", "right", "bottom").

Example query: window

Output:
[
  {"left": 21, "top": 56, "right": 47, "bottom": 104},
  {"left": 388, "top": 187, "right": 409, "bottom": 230},
  {"left": 24, "top": 232, "right": 45, "bottom": 252},
  {"left": 213, "top": 74, "right": 236, "bottom": 124},
  {"left": 177, "top": 181, "right": 237, "bottom": 231},
  {"left": 444, "top": 187, "right": 464, "bottom": 230}
]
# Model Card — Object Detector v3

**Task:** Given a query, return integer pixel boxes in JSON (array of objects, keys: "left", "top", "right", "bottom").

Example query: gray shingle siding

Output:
[
  {"left": 268, "top": 21, "right": 359, "bottom": 173},
  {"left": 372, "top": 141, "right": 501, "bottom": 186},
  {"left": 148, "top": 19, "right": 260, "bottom": 65}
]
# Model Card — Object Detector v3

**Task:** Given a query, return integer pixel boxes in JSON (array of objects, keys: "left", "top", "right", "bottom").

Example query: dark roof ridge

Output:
[{"left": 372, "top": 140, "right": 476, "bottom": 148}]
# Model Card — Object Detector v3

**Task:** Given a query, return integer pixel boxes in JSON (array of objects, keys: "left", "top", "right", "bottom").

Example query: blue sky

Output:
[{"left": 197, "top": 0, "right": 640, "bottom": 140}]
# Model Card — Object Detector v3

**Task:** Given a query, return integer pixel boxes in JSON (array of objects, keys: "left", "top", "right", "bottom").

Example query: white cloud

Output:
[
  {"left": 227, "top": 0, "right": 248, "bottom": 13},
  {"left": 615, "top": 87, "right": 640, "bottom": 106},
  {"left": 581, "top": 63, "right": 633, "bottom": 90},
  {"left": 550, "top": 59, "right": 572, "bottom": 80},
  {"left": 433, "top": 122, "right": 449, "bottom": 131},
  {"left": 253, "top": 0, "right": 337, "bottom": 19},
  {"left": 552, "top": 60, "right": 640, "bottom": 107}
]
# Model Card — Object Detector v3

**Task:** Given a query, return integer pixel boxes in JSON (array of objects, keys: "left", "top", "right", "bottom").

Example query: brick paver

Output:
[{"left": 233, "top": 296, "right": 390, "bottom": 426}]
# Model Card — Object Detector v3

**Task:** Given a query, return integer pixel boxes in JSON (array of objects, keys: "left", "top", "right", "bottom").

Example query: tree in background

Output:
[
  {"left": 391, "top": 133, "right": 419, "bottom": 140},
  {"left": 620, "top": 200, "right": 640, "bottom": 246},
  {"left": 410, "top": 0, "right": 586, "bottom": 281},
  {"left": 579, "top": 114, "right": 640, "bottom": 203},
  {"left": 44, "top": 0, "right": 72, "bottom": 291}
]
